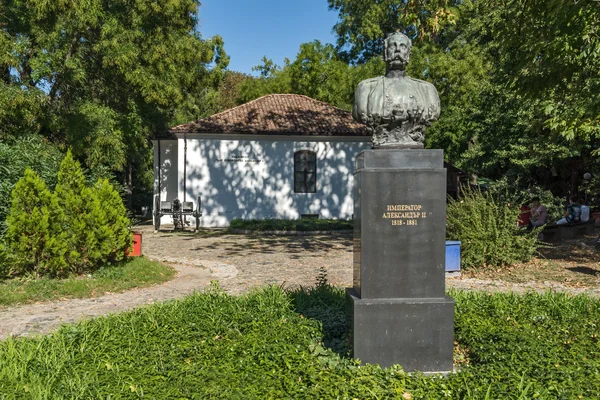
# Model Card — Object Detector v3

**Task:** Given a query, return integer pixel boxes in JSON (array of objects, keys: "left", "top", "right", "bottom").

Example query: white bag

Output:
[{"left": 581, "top": 205, "right": 590, "bottom": 222}]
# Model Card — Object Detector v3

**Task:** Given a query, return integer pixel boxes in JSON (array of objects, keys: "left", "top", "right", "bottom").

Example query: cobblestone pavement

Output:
[{"left": 1, "top": 225, "right": 598, "bottom": 340}]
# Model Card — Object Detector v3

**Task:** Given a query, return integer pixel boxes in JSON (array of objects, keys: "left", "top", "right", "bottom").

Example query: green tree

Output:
[
  {"left": 49, "top": 150, "right": 90, "bottom": 275},
  {"left": 212, "top": 71, "right": 253, "bottom": 114},
  {"left": 452, "top": 0, "right": 600, "bottom": 195},
  {"left": 0, "top": 135, "right": 64, "bottom": 231},
  {"left": 4, "top": 168, "right": 52, "bottom": 277},
  {"left": 407, "top": 42, "right": 492, "bottom": 164},
  {"left": 173, "top": 70, "right": 253, "bottom": 122},
  {"left": 1, "top": 0, "right": 228, "bottom": 206},
  {"left": 237, "top": 43, "right": 385, "bottom": 111},
  {"left": 86, "top": 179, "right": 131, "bottom": 266},
  {"left": 237, "top": 57, "right": 293, "bottom": 104},
  {"left": 325, "top": 0, "right": 600, "bottom": 196},
  {"left": 328, "top": 0, "right": 460, "bottom": 62},
  {"left": 287, "top": 41, "right": 363, "bottom": 110},
  {"left": 479, "top": 0, "right": 600, "bottom": 141}
]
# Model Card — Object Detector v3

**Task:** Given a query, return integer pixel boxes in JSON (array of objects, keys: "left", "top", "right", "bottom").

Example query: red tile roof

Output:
[{"left": 170, "top": 94, "right": 370, "bottom": 136}]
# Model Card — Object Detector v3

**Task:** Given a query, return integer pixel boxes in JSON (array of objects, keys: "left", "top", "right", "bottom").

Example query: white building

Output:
[{"left": 153, "top": 94, "right": 371, "bottom": 228}]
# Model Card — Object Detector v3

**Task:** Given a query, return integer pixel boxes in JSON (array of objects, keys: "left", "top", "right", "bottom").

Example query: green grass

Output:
[
  {"left": 0, "top": 257, "right": 175, "bottom": 308},
  {"left": 0, "top": 285, "right": 599, "bottom": 398},
  {"left": 229, "top": 218, "right": 353, "bottom": 232}
]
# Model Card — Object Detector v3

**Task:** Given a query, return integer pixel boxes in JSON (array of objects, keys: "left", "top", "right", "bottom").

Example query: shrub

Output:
[
  {"left": 0, "top": 136, "right": 63, "bottom": 234},
  {"left": 447, "top": 186, "right": 540, "bottom": 270},
  {"left": 487, "top": 177, "right": 565, "bottom": 222},
  {"left": 2, "top": 151, "right": 131, "bottom": 278},
  {"left": 85, "top": 179, "right": 132, "bottom": 265},
  {"left": 0, "top": 243, "right": 7, "bottom": 279},
  {"left": 4, "top": 169, "right": 54, "bottom": 277},
  {"left": 48, "top": 150, "right": 91, "bottom": 274}
]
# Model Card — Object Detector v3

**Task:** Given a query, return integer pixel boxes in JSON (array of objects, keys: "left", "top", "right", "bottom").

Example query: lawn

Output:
[
  {"left": 0, "top": 283, "right": 598, "bottom": 398},
  {"left": 0, "top": 257, "right": 175, "bottom": 307}
]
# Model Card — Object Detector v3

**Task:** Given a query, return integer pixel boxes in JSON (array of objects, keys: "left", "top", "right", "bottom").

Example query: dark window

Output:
[{"left": 294, "top": 150, "right": 316, "bottom": 193}]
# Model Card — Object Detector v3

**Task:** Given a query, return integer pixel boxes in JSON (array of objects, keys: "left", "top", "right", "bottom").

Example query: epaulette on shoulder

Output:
[
  {"left": 408, "top": 76, "right": 434, "bottom": 87},
  {"left": 358, "top": 77, "right": 383, "bottom": 86}
]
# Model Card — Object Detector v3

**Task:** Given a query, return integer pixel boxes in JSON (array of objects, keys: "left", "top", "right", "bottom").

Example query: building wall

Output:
[
  {"left": 154, "top": 134, "right": 370, "bottom": 227},
  {"left": 153, "top": 139, "right": 179, "bottom": 204}
]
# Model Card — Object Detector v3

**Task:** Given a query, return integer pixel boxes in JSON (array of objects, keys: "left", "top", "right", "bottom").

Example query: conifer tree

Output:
[
  {"left": 87, "top": 179, "right": 132, "bottom": 265},
  {"left": 5, "top": 168, "right": 52, "bottom": 277},
  {"left": 49, "top": 150, "right": 90, "bottom": 274}
]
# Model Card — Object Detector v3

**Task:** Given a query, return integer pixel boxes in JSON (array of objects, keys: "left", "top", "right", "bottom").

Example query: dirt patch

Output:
[
  {"left": 462, "top": 233, "right": 600, "bottom": 289},
  {"left": 141, "top": 225, "right": 600, "bottom": 297}
]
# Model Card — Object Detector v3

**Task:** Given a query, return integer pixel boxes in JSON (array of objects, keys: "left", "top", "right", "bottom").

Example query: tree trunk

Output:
[
  {"left": 124, "top": 163, "right": 133, "bottom": 211},
  {"left": 570, "top": 160, "right": 579, "bottom": 198}
]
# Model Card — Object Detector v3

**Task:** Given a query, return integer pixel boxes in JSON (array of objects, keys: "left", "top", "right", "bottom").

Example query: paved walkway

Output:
[
  {"left": 0, "top": 261, "right": 217, "bottom": 339},
  {"left": 1, "top": 226, "right": 598, "bottom": 340}
]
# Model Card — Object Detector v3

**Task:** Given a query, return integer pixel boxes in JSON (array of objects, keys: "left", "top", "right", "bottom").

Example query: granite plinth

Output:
[
  {"left": 347, "top": 288, "right": 454, "bottom": 371},
  {"left": 350, "top": 149, "right": 454, "bottom": 372}
]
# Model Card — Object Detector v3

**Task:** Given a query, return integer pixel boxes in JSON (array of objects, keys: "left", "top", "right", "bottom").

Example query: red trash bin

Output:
[{"left": 126, "top": 231, "right": 143, "bottom": 257}]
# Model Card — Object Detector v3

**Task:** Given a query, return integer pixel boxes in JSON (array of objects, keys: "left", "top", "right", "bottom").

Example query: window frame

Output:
[{"left": 293, "top": 150, "right": 317, "bottom": 193}]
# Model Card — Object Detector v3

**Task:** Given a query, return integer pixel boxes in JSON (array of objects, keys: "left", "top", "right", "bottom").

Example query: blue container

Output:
[{"left": 445, "top": 241, "right": 461, "bottom": 272}]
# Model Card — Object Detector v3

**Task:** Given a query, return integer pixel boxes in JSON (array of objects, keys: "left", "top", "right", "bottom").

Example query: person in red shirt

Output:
[{"left": 518, "top": 203, "right": 531, "bottom": 227}]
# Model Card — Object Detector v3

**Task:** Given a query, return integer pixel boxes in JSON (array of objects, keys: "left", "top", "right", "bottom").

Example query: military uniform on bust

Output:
[{"left": 352, "top": 32, "right": 441, "bottom": 149}]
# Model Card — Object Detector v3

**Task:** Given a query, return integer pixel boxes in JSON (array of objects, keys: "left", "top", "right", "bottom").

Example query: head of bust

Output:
[{"left": 384, "top": 32, "right": 412, "bottom": 70}]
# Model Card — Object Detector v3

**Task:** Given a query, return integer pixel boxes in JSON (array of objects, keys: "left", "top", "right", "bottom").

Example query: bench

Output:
[
  {"left": 542, "top": 220, "right": 594, "bottom": 242},
  {"left": 153, "top": 196, "right": 202, "bottom": 232}
]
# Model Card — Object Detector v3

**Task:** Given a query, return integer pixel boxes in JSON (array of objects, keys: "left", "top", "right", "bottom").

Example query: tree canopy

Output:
[
  {"left": 3, "top": 0, "right": 599, "bottom": 208},
  {"left": 1, "top": 0, "right": 228, "bottom": 207},
  {"left": 232, "top": 0, "right": 600, "bottom": 200},
  {"left": 327, "top": 0, "right": 460, "bottom": 63}
]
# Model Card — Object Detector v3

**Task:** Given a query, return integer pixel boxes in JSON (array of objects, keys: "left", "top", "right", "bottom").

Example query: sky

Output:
[{"left": 198, "top": 0, "right": 339, "bottom": 76}]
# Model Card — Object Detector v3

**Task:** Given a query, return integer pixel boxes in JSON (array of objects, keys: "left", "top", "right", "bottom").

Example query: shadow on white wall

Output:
[{"left": 179, "top": 138, "right": 368, "bottom": 227}]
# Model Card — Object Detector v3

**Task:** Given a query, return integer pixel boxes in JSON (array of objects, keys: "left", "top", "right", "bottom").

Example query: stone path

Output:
[
  {"left": 1, "top": 226, "right": 598, "bottom": 340},
  {"left": 0, "top": 261, "right": 214, "bottom": 339}
]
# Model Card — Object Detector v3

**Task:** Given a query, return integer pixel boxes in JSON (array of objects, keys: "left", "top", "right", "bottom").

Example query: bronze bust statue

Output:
[{"left": 352, "top": 32, "right": 441, "bottom": 148}]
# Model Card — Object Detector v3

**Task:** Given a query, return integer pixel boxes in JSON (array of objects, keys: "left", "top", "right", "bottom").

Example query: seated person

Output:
[
  {"left": 529, "top": 197, "right": 547, "bottom": 227},
  {"left": 556, "top": 195, "right": 582, "bottom": 225},
  {"left": 518, "top": 203, "right": 531, "bottom": 227}
]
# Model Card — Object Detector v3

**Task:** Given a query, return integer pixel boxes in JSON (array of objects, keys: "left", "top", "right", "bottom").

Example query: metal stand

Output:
[{"left": 154, "top": 196, "right": 202, "bottom": 232}]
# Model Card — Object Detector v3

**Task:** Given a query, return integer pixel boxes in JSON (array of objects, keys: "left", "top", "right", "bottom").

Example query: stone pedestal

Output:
[{"left": 348, "top": 149, "right": 454, "bottom": 372}]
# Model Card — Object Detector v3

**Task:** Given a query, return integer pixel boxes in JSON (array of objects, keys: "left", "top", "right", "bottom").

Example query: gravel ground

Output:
[{"left": 1, "top": 224, "right": 598, "bottom": 340}]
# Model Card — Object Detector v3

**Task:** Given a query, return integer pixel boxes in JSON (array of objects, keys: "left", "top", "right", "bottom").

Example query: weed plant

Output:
[
  {"left": 1, "top": 284, "right": 599, "bottom": 398},
  {"left": 229, "top": 218, "right": 353, "bottom": 232},
  {"left": 447, "top": 187, "right": 541, "bottom": 270}
]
